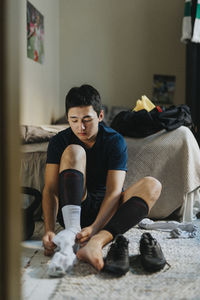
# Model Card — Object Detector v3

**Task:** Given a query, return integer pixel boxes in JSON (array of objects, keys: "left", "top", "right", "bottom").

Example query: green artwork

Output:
[{"left": 27, "top": 1, "right": 44, "bottom": 64}]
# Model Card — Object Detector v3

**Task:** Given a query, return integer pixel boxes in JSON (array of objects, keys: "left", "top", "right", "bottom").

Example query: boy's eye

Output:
[
  {"left": 84, "top": 118, "right": 92, "bottom": 122},
  {"left": 70, "top": 117, "right": 93, "bottom": 123}
]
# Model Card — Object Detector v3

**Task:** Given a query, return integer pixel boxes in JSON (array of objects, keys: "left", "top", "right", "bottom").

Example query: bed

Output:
[
  {"left": 21, "top": 125, "right": 68, "bottom": 213},
  {"left": 124, "top": 126, "right": 200, "bottom": 221},
  {"left": 20, "top": 124, "right": 200, "bottom": 222}
]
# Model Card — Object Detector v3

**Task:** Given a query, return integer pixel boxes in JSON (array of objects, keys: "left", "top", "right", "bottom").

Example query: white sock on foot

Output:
[
  {"left": 62, "top": 205, "right": 81, "bottom": 232},
  {"left": 48, "top": 205, "right": 81, "bottom": 277}
]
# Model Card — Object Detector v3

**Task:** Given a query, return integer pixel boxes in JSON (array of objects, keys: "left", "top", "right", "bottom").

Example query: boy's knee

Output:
[
  {"left": 143, "top": 176, "right": 162, "bottom": 195},
  {"left": 142, "top": 176, "right": 162, "bottom": 208},
  {"left": 60, "top": 144, "right": 86, "bottom": 167}
]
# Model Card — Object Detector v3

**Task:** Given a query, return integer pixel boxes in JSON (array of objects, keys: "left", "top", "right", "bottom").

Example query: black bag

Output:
[
  {"left": 22, "top": 187, "right": 42, "bottom": 240},
  {"left": 110, "top": 105, "right": 193, "bottom": 138},
  {"left": 155, "top": 105, "right": 193, "bottom": 131}
]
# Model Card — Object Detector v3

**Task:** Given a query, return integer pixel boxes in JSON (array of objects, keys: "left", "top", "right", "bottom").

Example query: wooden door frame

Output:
[{"left": 0, "top": 0, "right": 21, "bottom": 299}]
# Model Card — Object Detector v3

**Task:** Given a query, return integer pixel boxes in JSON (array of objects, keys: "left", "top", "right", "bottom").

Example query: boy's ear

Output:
[{"left": 99, "top": 109, "right": 104, "bottom": 121}]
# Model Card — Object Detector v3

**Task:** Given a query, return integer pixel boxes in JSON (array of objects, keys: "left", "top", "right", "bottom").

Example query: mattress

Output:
[
  {"left": 21, "top": 142, "right": 49, "bottom": 153},
  {"left": 21, "top": 125, "right": 68, "bottom": 208}
]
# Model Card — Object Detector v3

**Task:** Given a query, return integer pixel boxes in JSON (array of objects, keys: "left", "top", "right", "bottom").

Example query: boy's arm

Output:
[
  {"left": 76, "top": 169, "right": 126, "bottom": 243},
  {"left": 92, "top": 169, "right": 126, "bottom": 230},
  {"left": 42, "top": 163, "right": 59, "bottom": 256}
]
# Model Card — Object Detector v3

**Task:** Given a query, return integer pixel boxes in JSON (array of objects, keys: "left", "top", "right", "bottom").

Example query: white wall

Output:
[
  {"left": 19, "top": 0, "right": 186, "bottom": 124},
  {"left": 20, "top": 0, "right": 60, "bottom": 125},
  {"left": 60, "top": 0, "right": 186, "bottom": 111}
]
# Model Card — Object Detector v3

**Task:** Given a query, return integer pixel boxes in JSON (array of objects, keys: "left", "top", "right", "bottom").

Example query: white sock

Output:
[
  {"left": 48, "top": 229, "right": 77, "bottom": 277},
  {"left": 48, "top": 205, "right": 81, "bottom": 277},
  {"left": 139, "top": 218, "right": 197, "bottom": 233},
  {"left": 62, "top": 205, "right": 81, "bottom": 232},
  {"left": 48, "top": 252, "right": 77, "bottom": 277},
  {"left": 170, "top": 228, "right": 197, "bottom": 239}
]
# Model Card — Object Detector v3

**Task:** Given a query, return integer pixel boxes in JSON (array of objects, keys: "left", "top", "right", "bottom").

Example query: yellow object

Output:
[{"left": 133, "top": 95, "right": 155, "bottom": 112}]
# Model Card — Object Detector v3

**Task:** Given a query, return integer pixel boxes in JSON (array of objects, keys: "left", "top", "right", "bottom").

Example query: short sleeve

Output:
[
  {"left": 107, "top": 134, "right": 127, "bottom": 171},
  {"left": 46, "top": 136, "right": 64, "bottom": 164}
]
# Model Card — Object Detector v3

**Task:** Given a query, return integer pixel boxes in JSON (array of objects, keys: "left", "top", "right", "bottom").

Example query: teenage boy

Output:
[{"left": 42, "top": 84, "right": 161, "bottom": 276}]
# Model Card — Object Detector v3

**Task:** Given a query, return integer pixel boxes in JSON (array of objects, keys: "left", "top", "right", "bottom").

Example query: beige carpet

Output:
[{"left": 22, "top": 220, "right": 200, "bottom": 300}]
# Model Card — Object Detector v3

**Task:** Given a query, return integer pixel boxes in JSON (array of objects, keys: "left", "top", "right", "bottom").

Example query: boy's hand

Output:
[
  {"left": 76, "top": 226, "right": 97, "bottom": 245},
  {"left": 42, "top": 231, "right": 56, "bottom": 256}
]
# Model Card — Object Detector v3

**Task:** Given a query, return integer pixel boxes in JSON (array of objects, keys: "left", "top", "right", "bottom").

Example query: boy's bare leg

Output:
[
  {"left": 76, "top": 230, "right": 113, "bottom": 270},
  {"left": 76, "top": 176, "right": 161, "bottom": 271}
]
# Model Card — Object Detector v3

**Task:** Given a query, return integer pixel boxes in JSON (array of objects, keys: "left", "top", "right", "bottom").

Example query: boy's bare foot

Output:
[
  {"left": 76, "top": 237, "right": 104, "bottom": 270},
  {"left": 76, "top": 230, "right": 113, "bottom": 271}
]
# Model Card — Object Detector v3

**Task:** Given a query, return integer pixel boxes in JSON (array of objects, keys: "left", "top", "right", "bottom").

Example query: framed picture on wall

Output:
[
  {"left": 152, "top": 74, "right": 176, "bottom": 104},
  {"left": 27, "top": 1, "right": 44, "bottom": 64}
]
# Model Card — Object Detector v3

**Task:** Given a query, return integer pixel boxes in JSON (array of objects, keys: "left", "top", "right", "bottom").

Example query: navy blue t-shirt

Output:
[{"left": 46, "top": 123, "right": 127, "bottom": 193}]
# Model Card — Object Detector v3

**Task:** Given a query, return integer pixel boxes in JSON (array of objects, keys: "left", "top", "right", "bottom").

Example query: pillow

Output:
[{"left": 21, "top": 125, "right": 56, "bottom": 144}]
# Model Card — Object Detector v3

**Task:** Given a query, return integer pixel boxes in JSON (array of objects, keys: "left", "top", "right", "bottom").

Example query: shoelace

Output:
[
  {"left": 108, "top": 239, "right": 128, "bottom": 260},
  {"left": 141, "top": 239, "right": 160, "bottom": 257}
]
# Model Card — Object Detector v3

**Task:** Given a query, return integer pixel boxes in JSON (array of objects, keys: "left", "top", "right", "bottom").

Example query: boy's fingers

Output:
[
  {"left": 45, "top": 242, "right": 55, "bottom": 250},
  {"left": 44, "top": 248, "right": 54, "bottom": 256},
  {"left": 77, "top": 230, "right": 88, "bottom": 239},
  {"left": 43, "top": 237, "right": 56, "bottom": 250},
  {"left": 79, "top": 236, "right": 89, "bottom": 243},
  {"left": 76, "top": 232, "right": 81, "bottom": 239},
  {"left": 48, "top": 241, "right": 56, "bottom": 247},
  {"left": 80, "top": 241, "right": 88, "bottom": 247},
  {"left": 80, "top": 231, "right": 88, "bottom": 237}
]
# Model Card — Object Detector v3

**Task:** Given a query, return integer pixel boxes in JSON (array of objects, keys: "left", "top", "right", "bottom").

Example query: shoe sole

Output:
[
  {"left": 140, "top": 257, "right": 166, "bottom": 272},
  {"left": 103, "top": 264, "right": 129, "bottom": 276}
]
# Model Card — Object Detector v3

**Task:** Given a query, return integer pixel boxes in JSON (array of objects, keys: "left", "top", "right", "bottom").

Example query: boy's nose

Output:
[{"left": 79, "top": 122, "right": 85, "bottom": 131}]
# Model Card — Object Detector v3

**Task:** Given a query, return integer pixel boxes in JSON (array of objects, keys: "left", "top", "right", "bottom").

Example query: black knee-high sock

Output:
[
  {"left": 103, "top": 196, "right": 149, "bottom": 238},
  {"left": 59, "top": 169, "right": 84, "bottom": 208}
]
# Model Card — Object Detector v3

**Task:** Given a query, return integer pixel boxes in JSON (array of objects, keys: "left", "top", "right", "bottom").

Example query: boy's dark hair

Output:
[{"left": 65, "top": 84, "right": 102, "bottom": 117}]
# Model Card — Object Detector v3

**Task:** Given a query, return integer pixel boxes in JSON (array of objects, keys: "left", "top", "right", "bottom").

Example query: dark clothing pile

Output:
[{"left": 110, "top": 105, "right": 193, "bottom": 138}]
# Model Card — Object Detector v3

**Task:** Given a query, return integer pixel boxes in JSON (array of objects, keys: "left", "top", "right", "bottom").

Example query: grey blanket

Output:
[{"left": 124, "top": 126, "right": 200, "bottom": 220}]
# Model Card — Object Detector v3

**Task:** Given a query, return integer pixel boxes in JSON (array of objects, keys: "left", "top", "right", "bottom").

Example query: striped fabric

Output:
[
  {"left": 192, "top": 0, "right": 200, "bottom": 42},
  {"left": 181, "top": 0, "right": 200, "bottom": 43}
]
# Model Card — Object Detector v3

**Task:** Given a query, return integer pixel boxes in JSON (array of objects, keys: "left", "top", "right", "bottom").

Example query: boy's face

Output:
[{"left": 68, "top": 105, "right": 104, "bottom": 145}]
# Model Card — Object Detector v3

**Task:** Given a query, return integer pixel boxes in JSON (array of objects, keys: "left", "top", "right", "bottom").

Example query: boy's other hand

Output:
[{"left": 42, "top": 231, "right": 56, "bottom": 256}]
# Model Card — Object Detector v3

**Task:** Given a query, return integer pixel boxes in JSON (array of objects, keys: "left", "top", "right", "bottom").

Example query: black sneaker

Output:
[
  {"left": 103, "top": 234, "right": 129, "bottom": 276},
  {"left": 139, "top": 232, "right": 166, "bottom": 272}
]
